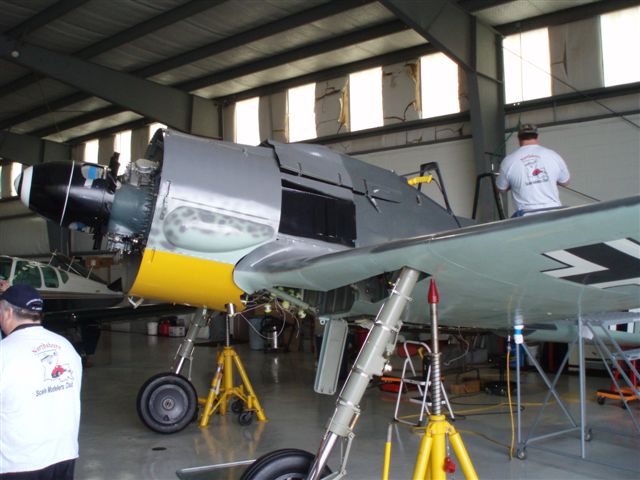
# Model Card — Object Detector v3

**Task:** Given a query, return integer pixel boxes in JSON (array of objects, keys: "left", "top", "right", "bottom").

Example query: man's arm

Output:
[{"left": 555, "top": 152, "right": 570, "bottom": 187}]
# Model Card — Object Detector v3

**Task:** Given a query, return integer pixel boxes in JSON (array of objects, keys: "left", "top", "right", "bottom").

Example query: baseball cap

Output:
[
  {"left": 518, "top": 123, "right": 538, "bottom": 136},
  {"left": 1, "top": 284, "right": 44, "bottom": 312}
]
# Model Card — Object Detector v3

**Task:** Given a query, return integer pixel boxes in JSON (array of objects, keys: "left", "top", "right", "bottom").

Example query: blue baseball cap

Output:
[{"left": 1, "top": 284, "right": 44, "bottom": 312}]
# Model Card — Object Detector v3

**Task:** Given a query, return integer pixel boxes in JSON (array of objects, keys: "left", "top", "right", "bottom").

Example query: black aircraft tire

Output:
[
  {"left": 137, "top": 372, "right": 197, "bottom": 434},
  {"left": 240, "top": 448, "right": 331, "bottom": 480}
]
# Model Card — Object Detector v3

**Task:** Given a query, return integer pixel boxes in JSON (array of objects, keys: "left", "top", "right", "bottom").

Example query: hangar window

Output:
[
  {"left": 279, "top": 181, "right": 356, "bottom": 247},
  {"left": 84, "top": 139, "right": 99, "bottom": 164},
  {"left": 420, "top": 52, "right": 460, "bottom": 118},
  {"left": 349, "top": 67, "right": 383, "bottom": 131},
  {"left": 114, "top": 130, "right": 132, "bottom": 176},
  {"left": 601, "top": 6, "right": 640, "bottom": 87},
  {"left": 503, "top": 28, "right": 551, "bottom": 103},
  {"left": 14, "top": 261, "right": 42, "bottom": 288},
  {"left": 287, "top": 83, "right": 317, "bottom": 142},
  {"left": 235, "top": 97, "right": 261, "bottom": 146}
]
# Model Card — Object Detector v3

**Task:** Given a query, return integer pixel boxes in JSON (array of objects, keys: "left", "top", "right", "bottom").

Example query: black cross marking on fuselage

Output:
[{"left": 543, "top": 238, "right": 640, "bottom": 287}]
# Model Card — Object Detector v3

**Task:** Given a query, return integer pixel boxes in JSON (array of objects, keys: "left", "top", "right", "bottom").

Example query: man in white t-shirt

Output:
[
  {"left": 0, "top": 283, "right": 82, "bottom": 479},
  {"left": 496, "top": 124, "right": 570, "bottom": 216}
]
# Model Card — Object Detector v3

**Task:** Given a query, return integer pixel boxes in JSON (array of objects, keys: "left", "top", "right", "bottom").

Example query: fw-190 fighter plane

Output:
[{"left": 15, "top": 129, "right": 640, "bottom": 479}]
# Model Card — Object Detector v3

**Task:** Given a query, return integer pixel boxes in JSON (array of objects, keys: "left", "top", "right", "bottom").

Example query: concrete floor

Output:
[{"left": 76, "top": 328, "right": 640, "bottom": 480}]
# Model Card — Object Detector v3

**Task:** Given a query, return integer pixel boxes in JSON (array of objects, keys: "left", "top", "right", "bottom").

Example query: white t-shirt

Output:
[
  {"left": 496, "top": 144, "right": 570, "bottom": 212},
  {"left": 0, "top": 325, "right": 82, "bottom": 474}
]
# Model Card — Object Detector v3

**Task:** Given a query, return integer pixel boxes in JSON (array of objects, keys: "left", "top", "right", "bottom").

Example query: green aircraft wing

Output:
[{"left": 235, "top": 196, "right": 640, "bottom": 331}]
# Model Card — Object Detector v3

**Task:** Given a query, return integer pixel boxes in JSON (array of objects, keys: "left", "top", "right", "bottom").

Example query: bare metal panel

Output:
[{"left": 145, "top": 130, "right": 281, "bottom": 264}]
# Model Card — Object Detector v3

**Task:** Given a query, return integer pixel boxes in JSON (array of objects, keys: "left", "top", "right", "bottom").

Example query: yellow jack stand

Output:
[
  {"left": 411, "top": 280, "right": 478, "bottom": 480},
  {"left": 198, "top": 303, "right": 267, "bottom": 427},
  {"left": 412, "top": 414, "right": 477, "bottom": 480}
]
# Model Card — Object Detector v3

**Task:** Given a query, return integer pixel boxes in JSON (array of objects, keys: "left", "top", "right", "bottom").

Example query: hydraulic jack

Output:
[{"left": 198, "top": 303, "right": 267, "bottom": 427}]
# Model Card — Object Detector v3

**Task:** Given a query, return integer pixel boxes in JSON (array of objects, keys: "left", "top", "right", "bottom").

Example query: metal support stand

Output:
[
  {"left": 515, "top": 338, "right": 580, "bottom": 459},
  {"left": 515, "top": 313, "right": 640, "bottom": 474},
  {"left": 412, "top": 280, "right": 478, "bottom": 480},
  {"left": 198, "top": 303, "right": 267, "bottom": 427},
  {"left": 306, "top": 267, "right": 421, "bottom": 480}
]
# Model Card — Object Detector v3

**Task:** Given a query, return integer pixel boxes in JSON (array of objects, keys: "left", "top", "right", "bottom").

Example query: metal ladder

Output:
[{"left": 393, "top": 340, "right": 454, "bottom": 426}]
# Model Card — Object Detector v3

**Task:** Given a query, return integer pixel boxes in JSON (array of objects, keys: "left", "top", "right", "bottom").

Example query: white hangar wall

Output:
[{"left": 350, "top": 112, "right": 640, "bottom": 219}]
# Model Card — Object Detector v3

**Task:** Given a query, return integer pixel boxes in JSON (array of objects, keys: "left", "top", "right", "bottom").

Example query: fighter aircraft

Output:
[{"left": 15, "top": 128, "right": 640, "bottom": 478}]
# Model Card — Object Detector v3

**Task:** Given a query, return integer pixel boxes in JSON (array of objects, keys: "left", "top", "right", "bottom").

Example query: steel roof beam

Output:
[
  {"left": 177, "top": 20, "right": 408, "bottom": 92},
  {"left": 498, "top": 0, "right": 640, "bottom": 35},
  {"left": 382, "top": 0, "right": 504, "bottom": 222},
  {"left": 0, "top": 130, "right": 70, "bottom": 166},
  {"left": 0, "top": 0, "right": 221, "bottom": 100},
  {"left": 18, "top": 20, "right": 408, "bottom": 138},
  {"left": 0, "top": 34, "right": 218, "bottom": 137},
  {"left": 3, "top": 0, "right": 89, "bottom": 38},
  {"left": 0, "top": 0, "right": 371, "bottom": 118}
]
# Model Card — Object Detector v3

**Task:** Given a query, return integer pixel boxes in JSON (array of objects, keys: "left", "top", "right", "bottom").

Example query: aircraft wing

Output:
[{"left": 235, "top": 196, "right": 640, "bottom": 330}]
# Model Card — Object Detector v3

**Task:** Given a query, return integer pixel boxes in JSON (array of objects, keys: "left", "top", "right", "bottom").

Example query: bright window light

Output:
[
  {"left": 114, "top": 130, "right": 132, "bottom": 176},
  {"left": 288, "top": 83, "right": 317, "bottom": 142},
  {"left": 420, "top": 53, "right": 460, "bottom": 118},
  {"left": 503, "top": 28, "right": 551, "bottom": 103},
  {"left": 148, "top": 122, "right": 167, "bottom": 142},
  {"left": 84, "top": 139, "right": 99, "bottom": 164},
  {"left": 235, "top": 97, "right": 260, "bottom": 146},
  {"left": 10, "top": 163, "right": 22, "bottom": 196},
  {"left": 601, "top": 6, "right": 640, "bottom": 87},
  {"left": 349, "top": 67, "right": 383, "bottom": 131}
]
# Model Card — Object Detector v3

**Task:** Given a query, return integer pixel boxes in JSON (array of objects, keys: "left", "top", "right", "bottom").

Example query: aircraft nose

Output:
[{"left": 18, "top": 162, "right": 115, "bottom": 231}]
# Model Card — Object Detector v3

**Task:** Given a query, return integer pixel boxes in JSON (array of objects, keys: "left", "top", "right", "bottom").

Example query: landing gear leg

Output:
[{"left": 306, "top": 267, "right": 422, "bottom": 480}]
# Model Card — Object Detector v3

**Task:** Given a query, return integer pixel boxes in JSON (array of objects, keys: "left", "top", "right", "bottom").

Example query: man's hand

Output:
[{"left": 0, "top": 280, "right": 10, "bottom": 293}]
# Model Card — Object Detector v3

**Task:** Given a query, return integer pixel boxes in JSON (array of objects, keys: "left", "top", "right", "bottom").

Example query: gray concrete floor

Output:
[{"left": 76, "top": 328, "right": 640, "bottom": 480}]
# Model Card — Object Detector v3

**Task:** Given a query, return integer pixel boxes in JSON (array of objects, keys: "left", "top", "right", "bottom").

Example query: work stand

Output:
[
  {"left": 514, "top": 312, "right": 640, "bottom": 473},
  {"left": 513, "top": 338, "right": 583, "bottom": 460},
  {"left": 198, "top": 303, "right": 267, "bottom": 427}
]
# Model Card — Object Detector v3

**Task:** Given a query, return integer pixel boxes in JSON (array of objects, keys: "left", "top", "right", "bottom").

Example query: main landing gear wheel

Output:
[
  {"left": 137, "top": 372, "right": 197, "bottom": 434},
  {"left": 240, "top": 448, "right": 332, "bottom": 480},
  {"left": 516, "top": 448, "right": 527, "bottom": 460}
]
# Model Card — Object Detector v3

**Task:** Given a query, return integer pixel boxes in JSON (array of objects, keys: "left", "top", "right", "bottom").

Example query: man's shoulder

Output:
[
  {"left": 530, "top": 144, "right": 561, "bottom": 156},
  {"left": 5, "top": 327, "right": 78, "bottom": 355}
]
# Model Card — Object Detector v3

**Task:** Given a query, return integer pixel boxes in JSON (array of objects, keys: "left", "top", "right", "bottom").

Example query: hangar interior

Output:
[{"left": 0, "top": 1, "right": 639, "bottom": 479}]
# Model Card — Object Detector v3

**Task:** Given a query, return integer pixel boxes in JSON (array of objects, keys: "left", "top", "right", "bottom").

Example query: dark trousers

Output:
[{"left": 0, "top": 459, "right": 75, "bottom": 480}]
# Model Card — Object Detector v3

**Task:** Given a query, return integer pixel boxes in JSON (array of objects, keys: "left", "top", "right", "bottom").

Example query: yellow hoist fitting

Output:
[{"left": 408, "top": 175, "right": 433, "bottom": 186}]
